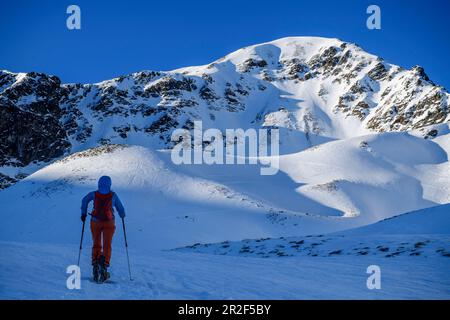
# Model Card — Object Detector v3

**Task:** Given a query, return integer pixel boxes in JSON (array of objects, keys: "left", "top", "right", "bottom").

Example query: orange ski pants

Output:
[{"left": 90, "top": 220, "right": 116, "bottom": 267}]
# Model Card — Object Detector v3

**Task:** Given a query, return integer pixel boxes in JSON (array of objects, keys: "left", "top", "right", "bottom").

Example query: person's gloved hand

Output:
[{"left": 81, "top": 215, "right": 86, "bottom": 222}]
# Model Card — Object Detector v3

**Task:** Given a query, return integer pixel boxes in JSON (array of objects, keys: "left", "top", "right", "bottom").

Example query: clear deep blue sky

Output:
[{"left": 1, "top": 0, "right": 449, "bottom": 89}]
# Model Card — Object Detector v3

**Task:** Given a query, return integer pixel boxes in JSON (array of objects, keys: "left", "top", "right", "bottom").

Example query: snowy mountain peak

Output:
[{"left": 0, "top": 37, "right": 449, "bottom": 188}]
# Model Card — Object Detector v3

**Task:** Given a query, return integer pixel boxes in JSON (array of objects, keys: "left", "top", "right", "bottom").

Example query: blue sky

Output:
[{"left": 1, "top": 0, "right": 449, "bottom": 89}]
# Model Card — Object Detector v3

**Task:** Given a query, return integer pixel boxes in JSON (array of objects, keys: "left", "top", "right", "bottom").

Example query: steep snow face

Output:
[{"left": 1, "top": 37, "right": 449, "bottom": 188}]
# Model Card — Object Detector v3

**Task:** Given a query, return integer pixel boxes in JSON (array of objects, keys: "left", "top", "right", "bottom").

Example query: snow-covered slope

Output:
[
  {"left": 343, "top": 204, "right": 450, "bottom": 236},
  {"left": 1, "top": 126, "right": 449, "bottom": 249},
  {"left": 0, "top": 135, "right": 449, "bottom": 299},
  {"left": 0, "top": 144, "right": 299, "bottom": 249},
  {"left": 175, "top": 204, "right": 450, "bottom": 259},
  {"left": 278, "top": 129, "right": 449, "bottom": 221},
  {"left": 1, "top": 200, "right": 449, "bottom": 299}
]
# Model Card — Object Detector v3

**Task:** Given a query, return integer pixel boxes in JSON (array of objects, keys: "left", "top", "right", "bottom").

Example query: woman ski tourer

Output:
[{"left": 81, "top": 176, "right": 125, "bottom": 283}]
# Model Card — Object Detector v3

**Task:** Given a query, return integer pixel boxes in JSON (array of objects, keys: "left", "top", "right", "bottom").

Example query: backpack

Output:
[{"left": 92, "top": 192, "right": 114, "bottom": 221}]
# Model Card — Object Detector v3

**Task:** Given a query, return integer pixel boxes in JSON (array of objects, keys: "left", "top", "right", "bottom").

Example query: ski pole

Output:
[
  {"left": 121, "top": 217, "right": 133, "bottom": 281},
  {"left": 77, "top": 219, "right": 86, "bottom": 266}
]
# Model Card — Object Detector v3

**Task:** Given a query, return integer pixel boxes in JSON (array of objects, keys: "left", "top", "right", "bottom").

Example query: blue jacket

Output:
[{"left": 81, "top": 176, "right": 125, "bottom": 220}]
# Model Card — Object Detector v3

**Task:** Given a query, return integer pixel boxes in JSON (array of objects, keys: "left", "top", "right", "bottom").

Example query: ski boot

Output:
[
  {"left": 92, "top": 260, "right": 100, "bottom": 283},
  {"left": 98, "top": 255, "right": 110, "bottom": 283}
]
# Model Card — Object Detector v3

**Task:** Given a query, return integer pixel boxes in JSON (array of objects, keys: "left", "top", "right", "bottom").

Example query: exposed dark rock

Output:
[
  {"left": 145, "top": 76, "right": 197, "bottom": 97},
  {"left": 424, "top": 129, "right": 438, "bottom": 139},
  {"left": 0, "top": 173, "right": 18, "bottom": 189},
  {"left": 145, "top": 114, "right": 179, "bottom": 135},
  {"left": 368, "top": 62, "right": 389, "bottom": 81},
  {"left": 113, "top": 125, "right": 131, "bottom": 139},
  {"left": 412, "top": 65, "right": 431, "bottom": 82},
  {"left": 308, "top": 46, "right": 340, "bottom": 74},
  {"left": 282, "top": 59, "right": 309, "bottom": 80},
  {"left": 0, "top": 72, "right": 71, "bottom": 167},
  {"left": 241, "top": 58, "right": 268, "bottom": 72},
  {"left": 351, "top": 101, "right": 370, "bottom": 120},
  {"left": 199, "top": 85, "right": 219, "bottom": 102}
]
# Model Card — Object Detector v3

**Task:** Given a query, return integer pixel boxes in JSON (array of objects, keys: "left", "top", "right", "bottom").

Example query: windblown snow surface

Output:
[{"left": 1, "top": 125, "right": 450, "bottom": 299}]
